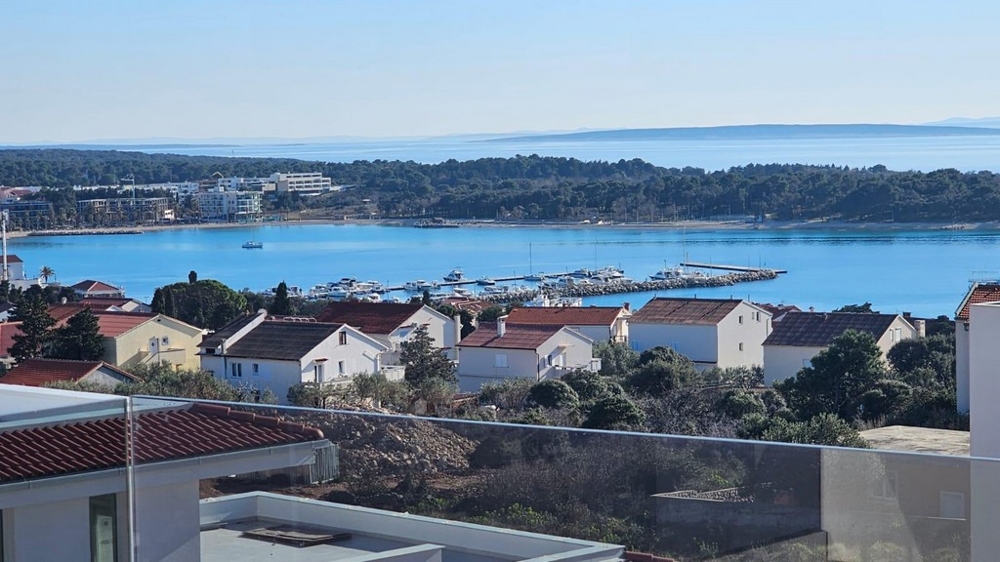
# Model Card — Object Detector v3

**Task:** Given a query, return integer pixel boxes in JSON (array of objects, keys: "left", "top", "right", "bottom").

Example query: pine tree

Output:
[
  {"left": 9, "top": 293, "right": 56, "bottom": 362},
  {"left": 151, "top": 288, "right": 165, "bottom": 314},
  {"left": 48, "top": 308, "right": 105, "bottom": 361},
  {"left": 162, "top": 287, "right": 175, "bottom": 317},
  {"left": 269, "top": 281, "right": 292, "bottom": 316},
  {"left": 400, "top": 325, "right": 456, "bottom": 385}
]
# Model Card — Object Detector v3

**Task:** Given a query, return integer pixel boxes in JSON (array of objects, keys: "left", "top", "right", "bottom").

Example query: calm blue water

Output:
[
  {"left": 11, "top": 224, "right": 998, "bottom": 318},
  {"left": 127, "top": 135, "right": 1000, "bottom": 172}
]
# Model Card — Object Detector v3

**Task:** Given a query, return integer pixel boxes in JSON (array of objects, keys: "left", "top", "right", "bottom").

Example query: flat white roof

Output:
[{"left": 0, "top": 384, "right": 125, "bottom": 425}]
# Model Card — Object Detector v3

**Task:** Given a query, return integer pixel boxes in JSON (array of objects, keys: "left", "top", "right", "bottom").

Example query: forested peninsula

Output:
[{"left": 1, "top": 148, "right": 997, "bottom": 223}]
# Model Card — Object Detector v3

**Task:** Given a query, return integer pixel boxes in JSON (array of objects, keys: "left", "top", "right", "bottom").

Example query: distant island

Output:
[{"left": 488, "top": 123, "right": 1000, "bottom": 143}]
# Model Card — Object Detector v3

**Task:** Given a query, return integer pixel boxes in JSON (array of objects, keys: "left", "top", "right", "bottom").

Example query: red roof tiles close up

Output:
[
  {"left": 956, "top": 283, "right": 1000, "bottom": 322},
  {"left": 315, "top": 302, "right": 422, "bottom": 335},
  {"left": 0, "top": 402, "right": 324, "bottom": 483},
  {"left": 0, "top": 358, "right": 135, "bottom": 387}
]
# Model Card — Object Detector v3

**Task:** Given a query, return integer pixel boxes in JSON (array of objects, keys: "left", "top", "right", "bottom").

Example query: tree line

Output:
[{"left": 3, "top": 149, "right": 1000, "bottom": 222}]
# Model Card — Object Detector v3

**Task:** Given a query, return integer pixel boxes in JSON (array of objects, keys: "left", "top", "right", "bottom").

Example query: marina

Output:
[{"left": 7, "top": 223, "right": 991, "bottom": 317}]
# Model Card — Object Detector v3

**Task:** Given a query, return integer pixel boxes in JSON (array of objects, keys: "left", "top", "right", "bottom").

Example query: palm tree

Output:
[{"left": 39, "top": 266, "right": 55, "bottom": 283}]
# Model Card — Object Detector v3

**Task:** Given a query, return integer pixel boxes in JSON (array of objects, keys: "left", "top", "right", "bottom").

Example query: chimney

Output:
[
  {"left": 623, "top": 302, "right": 630, "bottom": 311},
  {"left": 453, "top": 314, "right": 462, "bottom": 345},
  {"left": 808, "top": 306, "right": 815, "bottom": 313},
  {"left": 902, "top": 311, "right": 912, "bottom": 319},
  {"left": 497, "top": 315, "right": 507, "bottom": 338},
  {"left": 61, "top": 297, "right": 67, "bottom": 304},
  {"left": 915, "top": 319, "right": 926, "bottom": 338}
]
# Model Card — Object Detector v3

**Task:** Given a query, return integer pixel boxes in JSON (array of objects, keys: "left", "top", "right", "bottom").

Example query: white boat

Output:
[
  {"left": 570, "top": 268, "right": 592, "bottom": 278},
  {"left": 650, "top": 266, "right": 687, "bottom": 281},
  {"left": 444, "top": 268, "right": 465, "bottom": 282},
  {"left": 242, "top": 241, "right": 263, "bottom": 249},
  {"left": 483, "top": 285, "right": 509, "bottom": 295},
  {"left": 361, "top": 293, "right": 381, "bottom": 303},
  {"left": 452, "top": 287, "right": 474, "bottom": 298},
  {"left": 476, "top": 277, "right": 496, "bottom": 286},
  {"left": 595, "top": 266, "right": 624, "bottom": 279},
  {"left": 524, "top": 273, "right": 546, "bottom": 282},
  {"left": 328, "top": 287, "right": 352, "bottom": 299},
  {"left": 416, "top": 280, "right": 439, "bottom": 291},
  {"left": 403, "top": 281, "right": 424, "bottom": 292}
]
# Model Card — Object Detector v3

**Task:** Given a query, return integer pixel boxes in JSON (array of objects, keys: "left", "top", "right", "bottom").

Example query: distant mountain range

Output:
[{"left": 486, "top": 123, "right": 1000, "bottom": 143}]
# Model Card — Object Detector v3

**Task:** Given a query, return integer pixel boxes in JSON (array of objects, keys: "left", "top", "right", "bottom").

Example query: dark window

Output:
[{"left": 339, "top": 331, "right": 348, "bottom": 345}]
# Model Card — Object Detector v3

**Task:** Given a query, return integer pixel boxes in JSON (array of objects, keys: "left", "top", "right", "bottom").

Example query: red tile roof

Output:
[
  {"left": 71, "top": 280, "right": 123, "bottom": 294},
  {"left": 3, "top": 254, "right": 22, "bottom": 264},
  {"left": 506, "top": 306, "right": 625, "bottom": 326},
  {"left": 315, "top": 302, "right": 423, "bottom": 335},
  {"left": 630, "top": 298, "right": 743, "bottom": 325},
  {"left": 79, "top": 297, "right": 133, "bottom": 309},
  {"left": 458, "top": 323, "right": 564, "bottom": 350},
  {"left": 0, "top": 358, "right": 136, "bottom": 387},
  {"left": 48, "top": 303, "right": 89, "bottom": 324},
  {"left": 94, "top": 311, "right": 155, "bottom": 337},
  {"left": 956, "top": 283, "right": 1000, "bottom": 322},
  {"left": 0, "top": 322, "right": 23, "bottom": 357},
  {"left": 0, "top": 402, "right": 325, "bottom": 483}
]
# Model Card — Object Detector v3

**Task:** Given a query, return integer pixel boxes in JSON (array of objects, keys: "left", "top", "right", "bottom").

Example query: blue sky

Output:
[{"left": 2, "top": 1, "right": 998, "bottom": 142}]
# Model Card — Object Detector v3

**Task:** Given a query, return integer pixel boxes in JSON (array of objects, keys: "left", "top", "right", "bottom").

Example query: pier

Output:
[{"left": 681, "top": 262, "right": 788, "bottom": 274}]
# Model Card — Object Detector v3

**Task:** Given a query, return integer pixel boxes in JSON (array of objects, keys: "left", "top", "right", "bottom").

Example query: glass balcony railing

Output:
[{"left": 121, "top": 396, "right": 990, "bottom": 562}]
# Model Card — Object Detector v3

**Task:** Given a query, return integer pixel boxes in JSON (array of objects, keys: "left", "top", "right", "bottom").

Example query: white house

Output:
[
  {"left": 505, "top": 304, "right": 632, "bottom": 344},
  {"left": 762, "top": 311, "right": 920, "bottom": 386},
  {"left": 628, "top": 298, "right": 772, "bottom": 370},
  {"left": 456, "top": 317, "right": 600, "bottom": 392},
  {"left": 315, "top": 301, "right": 460, "bottom": 362},
  {"left": 954, "top": 282, "right": 1000, "bottom": 413},
  {"left": 199, "top": 312, "right": 388, "bottom": 404}
]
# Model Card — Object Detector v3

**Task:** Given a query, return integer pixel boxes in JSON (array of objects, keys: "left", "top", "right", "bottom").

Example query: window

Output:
[
  {"left": 940, "top": 491, "right": 965, "bottom": 519},
  {"left": 494, "top": 354, "right": 508, "bottom": 368},
  {"left": 230, "top": 363, "right": 242, "bottom": 377},
  {"left": 738, "top": 342, "right": 744, "bottom": 351},
  {"left": 314, "top": 363, "right": 325, "bottom": 383},
  {"left": 738, "top": 315, "right": 744, "bottom": 324},
  {"left": 161, "top": 336, "right": 170, "bottom": 346},
  {"left": 90, "top": 494, "right": 118, "bottom": 562},
  {"left": 338, "top": 360, "right": 345, "bottom": 376},
  {"left": 252, "top": 363, "right": 259, "bottom": 375},
  {"left": 339, "top": 331, "right": 348, "bottom": 345},
  {"left": 871, "top": 471, "right": 898, "bottom": 501}
]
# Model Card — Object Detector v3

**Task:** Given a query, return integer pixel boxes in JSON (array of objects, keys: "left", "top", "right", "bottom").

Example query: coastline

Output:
[{"left": 8, "top": 218, "right": 996, "bottom": 239}]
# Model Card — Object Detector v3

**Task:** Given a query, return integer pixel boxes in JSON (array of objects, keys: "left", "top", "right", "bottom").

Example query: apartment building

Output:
[
  {"left": 268, "top": 172, "right": 332, "bottom": 194},
  {"left": 194, "top": 190, "right": 263, "bottom": 223}
]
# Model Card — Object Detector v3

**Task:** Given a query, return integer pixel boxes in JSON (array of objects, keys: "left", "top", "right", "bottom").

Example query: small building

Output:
[
  {"left": 954, "top": 282, "right": 1000, "bottom": 413},
  {"left": 762, "top": 311, "right": 919, "bottom": 385},
  {"left": 456, "top": 317, "right": 600, "bottom": 392},
  {"left": 71, "top": 279, "right": 126, "bottom": 299},
  {"left": 199, "top": 312, "right": 388, "bottom": 404},
  {"left": 315, "top": 301, "right": 459, "bottom": 362},
  {"left": 505, "top": 304, "right": 631, "bottom": 344},
  {"left": 0, "top": 357, "right": 136, "bottom": 388},
  {"left": 47, "top": 305, "right": 206, "bottom": 370},
  {"left": 79, "top": 296, "right": 151, "bottom": 313},
  {"left": 628, "top": 298, "right": 772, "bottom": 370}
]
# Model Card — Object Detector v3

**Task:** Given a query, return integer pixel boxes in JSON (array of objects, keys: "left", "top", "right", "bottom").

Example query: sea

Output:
[{"left": 14, "top": 133, "right": 1000, "bottom": 318}]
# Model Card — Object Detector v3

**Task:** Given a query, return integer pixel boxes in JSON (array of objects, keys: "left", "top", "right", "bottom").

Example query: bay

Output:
[
  {"left": 11, "top": 224, "right": 996, "bottom": 318},
  {"left": 124, "top": 135, "right": 1000, "bottom": 173}
]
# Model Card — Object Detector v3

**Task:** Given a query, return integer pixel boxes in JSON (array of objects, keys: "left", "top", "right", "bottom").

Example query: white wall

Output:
[
  {"left": 875, "top": 316, "right": 918, "bottom": 354},
  {"left": 763, "top": 345, "right": 825, "bottom": 385},
  {"left": 970, "top": 302, "right": 1000, "bottom": 458},
  {"left": 7, "top": 497, "right": 94, "bottom": 562},
  {"left": 570, "top": 324, "right": 612, "bottom": 343},
  {"left": 715, "top": 302, "right": 771, "bottom": 369},
  {"left": 388, "top": 307, "right": 458, "bottom": 361},
  {"left": 133, "top": 481, "right": 200, "bottom": 562},
  {"left": 956, "top": 322, "right": 970, "bottom": 414},
  {"left": 629, "top": 323, "right": 718, "bottom": 365}
]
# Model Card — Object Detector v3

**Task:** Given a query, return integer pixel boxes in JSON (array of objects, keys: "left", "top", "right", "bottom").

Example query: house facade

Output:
[
  {"left": 505, "top": 304, "right": 631, "bottom": 344},
  {"left": 628, "top": 298, "right": 772, "bottom": 370},
  {"left": 456, "top": 317, "right": 600, "bottom": 392},
  {"left": 762, "top": 311, "right": 919, "bottom": 386},
  {"left": 315, "top": 301, "right": 459, "bottom": 362},
  {"left": 96, "top": 312, "right": 205, "bottom": 370},
  {"left": 954, "top": 282, "right": 1000, "bottom": 413},
  {"left": 199, "top": 313, "right": 388, "bottom": 404}
]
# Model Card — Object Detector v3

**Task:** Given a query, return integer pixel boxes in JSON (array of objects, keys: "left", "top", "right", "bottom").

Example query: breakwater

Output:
[
  {"left": 27, "top": 229, "right": 143, "bottom": 237},
  {"left": 478, "top": 269, "right": 779, "bottom": 304}
]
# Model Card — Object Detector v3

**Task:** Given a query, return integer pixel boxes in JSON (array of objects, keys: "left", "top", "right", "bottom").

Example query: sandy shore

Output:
[{"left": 10, "top": 218, "right": 998, "bottom": 238}]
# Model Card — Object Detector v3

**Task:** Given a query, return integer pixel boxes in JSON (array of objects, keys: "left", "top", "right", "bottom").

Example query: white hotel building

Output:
[{"left": 268, "top": 172, "right": 333, "bottom": 195}]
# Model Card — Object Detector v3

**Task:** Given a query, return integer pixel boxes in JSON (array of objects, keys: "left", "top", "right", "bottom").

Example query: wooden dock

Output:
[{"left": 681, "top": 262, "right": 787, "bottom": 274}]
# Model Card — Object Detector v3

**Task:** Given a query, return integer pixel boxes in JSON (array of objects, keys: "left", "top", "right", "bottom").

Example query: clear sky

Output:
[{"left": 2, "top": 0, "right": 998, "bottom": 142}]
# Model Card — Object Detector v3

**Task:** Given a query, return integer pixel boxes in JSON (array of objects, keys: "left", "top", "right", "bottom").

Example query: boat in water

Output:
[
  {"left": 444, "top": 267, "right": 465, "bottom": 282},
  {"left": 476, "top": 277, "right": 496, "bottom": 286},
  {"left": 242, "top": 241, "right": 263, "bottom": 249}
]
